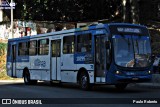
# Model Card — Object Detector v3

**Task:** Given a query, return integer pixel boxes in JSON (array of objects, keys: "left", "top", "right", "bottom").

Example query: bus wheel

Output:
[
  {"left": 24, "top": 71, "right": 37, "bottom": 85},
  {"left": 115, "top": 83, "right": 128, "bottom": 91},
  {"left": 24, "top": 71, "right": 31, "bottom": 85},
  {"left": 31, "top": 80, "right": 37, "bottom": 85},
  {"left": 79, "top": 72, "right": 90, "bottom": 90}
]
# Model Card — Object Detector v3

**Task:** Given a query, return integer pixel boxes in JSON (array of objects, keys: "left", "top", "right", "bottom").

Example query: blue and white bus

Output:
[{"left": 6, "top": 23, "right": 152, "bottom": 90}]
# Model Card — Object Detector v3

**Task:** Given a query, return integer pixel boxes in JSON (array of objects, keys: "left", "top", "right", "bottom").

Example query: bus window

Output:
[
  {"left": 38, "top": 39, "right": 49, "bottom": 55},
  {"left": 77, "top": 34, "right": 92, "bottom": 53},
  {"left": 63, "top": 36, "right": 74, "bottom": 54},
  {"left": 18, "top": 42, "right": 28, "bottom": 56},
  {"left": 52, "top": 40, "right": 61, "bottom": 57},
  {"left": 29, "top": 40, "right": 37, "bottom": 55}
]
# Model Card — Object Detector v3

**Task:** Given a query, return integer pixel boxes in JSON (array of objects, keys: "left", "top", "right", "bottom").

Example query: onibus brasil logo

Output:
[{"left": 0, "top": 0, "right": 15, "bottom": 9}]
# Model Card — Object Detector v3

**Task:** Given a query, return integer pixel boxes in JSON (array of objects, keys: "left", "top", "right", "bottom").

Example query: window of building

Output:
[
  {"left": 63, "top": 36, "right": 74, "bottom": 54},
  {"left": 38, "top": 39, "right": 49, "bottom": 55},
  {"left": 29, "top": 40, "right": 37, "bottom": 55},
  {"left": 18, "top": 42, "right": 28, "bottom": 56},
  {"left": 77, "top": 34, "right": 92, "bottom": 52}
]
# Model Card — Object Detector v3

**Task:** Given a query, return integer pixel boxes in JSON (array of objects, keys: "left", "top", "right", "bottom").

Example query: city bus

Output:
[{"left": 6, "top": 23, "right": 152, "bottom": 90}]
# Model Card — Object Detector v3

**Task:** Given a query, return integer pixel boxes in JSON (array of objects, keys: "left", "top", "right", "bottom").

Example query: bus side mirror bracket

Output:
[{"left": 105, "top": 41, "right": 110, "bottom": 49}]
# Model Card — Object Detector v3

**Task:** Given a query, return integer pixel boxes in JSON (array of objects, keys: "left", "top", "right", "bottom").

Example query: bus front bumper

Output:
[{"left": 114, "top": 74, "right": 152, "bottom": 83}]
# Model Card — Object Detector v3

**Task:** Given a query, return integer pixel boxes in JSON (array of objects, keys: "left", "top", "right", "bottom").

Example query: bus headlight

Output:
[
  {"left": 116, "top": 71, "right": 120, "bottom": 74},
  {"left": 148, "top": 71, "right": 151, "bottom": 74}
]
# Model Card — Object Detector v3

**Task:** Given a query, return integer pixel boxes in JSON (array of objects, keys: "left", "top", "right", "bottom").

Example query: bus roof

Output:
[{"left": 8, "top": 23, "right": 147, "bottom": 42}]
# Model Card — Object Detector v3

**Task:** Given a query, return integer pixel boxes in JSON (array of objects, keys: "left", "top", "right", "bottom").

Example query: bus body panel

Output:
[
  {"left": 61, "top": 54, "right": 77, "bottom": 82},
  {"left": 6, "top": 23, "right": 152, "bottom": 86},
  {"left": 60, "top": 33, "right": 77, "bottom": 82},
  {"left": 30, "top": 55, "right": 50, "bottom": 80},
  {"left": 61, "top": 71, "right": 77, "bottom": 83}
]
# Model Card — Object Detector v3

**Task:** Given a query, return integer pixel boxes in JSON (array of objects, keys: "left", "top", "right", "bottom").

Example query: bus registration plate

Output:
[{"left": 132, "top": 78, "right": 139, "bottom": 80}]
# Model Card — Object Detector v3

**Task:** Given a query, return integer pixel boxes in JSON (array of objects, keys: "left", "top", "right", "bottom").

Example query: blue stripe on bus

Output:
[
  {"left": 8, "top": 36, "right": 30, "bottom": 42},
  {"left": 7, "top": 56, "right": 29, "bottom": 62},
  {"left": 16, "top": 56, "right": 29, "bottom": 62}
]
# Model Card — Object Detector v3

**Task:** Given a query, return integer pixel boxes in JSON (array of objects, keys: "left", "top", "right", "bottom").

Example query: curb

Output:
[
  {"left": 0, "top": 75, "right": 159, "bottom": 88},
  {"left": 0, "top": 79, "right": 23, "bottom": 82},
  {"left": 130, "top": 74, "right": 160, "bottom": 88},
  {"left": 152, "top": 74, "right": 160, "bottom": 83},
  {"left": 135, "top": 83, "right": 160, "bottom": 88}
]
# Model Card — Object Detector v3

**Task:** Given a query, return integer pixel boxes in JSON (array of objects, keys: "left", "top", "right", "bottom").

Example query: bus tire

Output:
[
  {"left": 24, "top": 70, "right": 31, "bottom": 85},
  {"left": 31, "top": 80, "right": 37, "bottom": 85},
  {"left": 24, "top": 70, "right": 37, "bottom": 85},
  {"left": 79, "top": 72, "right": 91, "bottom": 90},
  {"left": 115, "top": 83, "right": 128, "bottom": 91}
]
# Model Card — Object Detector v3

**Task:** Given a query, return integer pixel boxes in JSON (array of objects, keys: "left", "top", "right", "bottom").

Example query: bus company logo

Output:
[
  {"left": 76, "top": 56, "right": 85, "bottom": 62},
  {"left": 34, "top": 59, "right": 46, "bottom": 67},
  {"left": 0, "top": 0, "right": 15, "bottom": 9}
]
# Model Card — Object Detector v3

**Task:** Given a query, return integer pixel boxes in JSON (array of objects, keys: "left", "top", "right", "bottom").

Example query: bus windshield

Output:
[{"left": 113, "top": 35, "right": 152, "bottom": 68}]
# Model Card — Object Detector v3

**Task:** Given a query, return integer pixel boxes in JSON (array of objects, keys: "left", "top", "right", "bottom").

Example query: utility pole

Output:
[
  {"left": 0, "top": 0, "right": 3, "bottom": 22},
  {"left": 11, "top": 0, "right": 14, "bottom": 38}
]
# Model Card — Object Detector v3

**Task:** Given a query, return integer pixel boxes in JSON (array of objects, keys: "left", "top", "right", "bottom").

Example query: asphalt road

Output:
[{"left": 0, "top": 81, "right": 160, "bottom": 107}]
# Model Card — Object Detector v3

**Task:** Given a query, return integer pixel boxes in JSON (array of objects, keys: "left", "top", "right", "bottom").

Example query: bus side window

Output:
[
  {"left": 77, "top": 33, "right": 92, "bottom": 53},
  {"left": 63, "top": 36, "right": 74, "bottom": 54},
  {"left": 18, "top": 42, "right": 28, "bottom": 56},
  {"left": 38, "top": 39, "right": 49, "bottom": 55},
  {"left": 29, "top": 40, "right": 37, "bottom": 55}
]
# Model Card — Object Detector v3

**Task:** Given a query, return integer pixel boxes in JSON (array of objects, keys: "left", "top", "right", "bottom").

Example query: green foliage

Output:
[
  {"left": 0, "top": 69, "right": 12, "bottom": 80},
  {"left": 14, "top": 0, "right": 121, "bottom": 21},
  {"left": 150, "top": 29, "right": 160, "bottom": 55},
  {"left": 0, "top": 43, "right": 7, "bottom": 55}
]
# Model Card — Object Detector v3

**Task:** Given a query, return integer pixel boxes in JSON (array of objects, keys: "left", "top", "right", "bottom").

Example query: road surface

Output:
[{"left": 0, "top": 81, "right": 160, "bottom": 107}]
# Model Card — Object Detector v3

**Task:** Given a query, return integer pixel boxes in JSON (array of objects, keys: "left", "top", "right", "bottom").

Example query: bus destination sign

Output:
[{"left": 117, "top": 28, "right": 141, "bottom": 34}]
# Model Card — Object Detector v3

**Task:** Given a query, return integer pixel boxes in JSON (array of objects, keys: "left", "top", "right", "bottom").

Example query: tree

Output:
[
  {"left": 0, "top": 42, "right": 7, "bottom": 71},
  {"left": 122, "top": 0, "right": 139, "bottom": 23},
  {"left": 13, "top": 0, "right": 122, "bottom": 22}
]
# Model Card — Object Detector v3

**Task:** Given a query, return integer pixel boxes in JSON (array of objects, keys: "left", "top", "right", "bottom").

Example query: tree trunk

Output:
[{"left": 130, "top": 0, "right": 139, "bottom": 24}]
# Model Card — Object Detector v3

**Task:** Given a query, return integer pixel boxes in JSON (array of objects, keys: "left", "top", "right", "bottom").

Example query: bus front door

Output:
[
  {"left": 95, "top": 35, "right": 107, "bottom": 82},
  {"left": 51, "top": 40, "right": 61, "bottom": 80},
  {"left": 11, "top": 45, "right": 16, "bottom": 77}
]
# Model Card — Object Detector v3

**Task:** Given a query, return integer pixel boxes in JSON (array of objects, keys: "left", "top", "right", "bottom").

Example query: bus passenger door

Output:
[
  {"left": 11, "top": 45, "right": 16, "bottom": 77},
  {"left": 51, "top": 40, "right": 61, "bottom": 80},
  {"left": 95, "top": 35, "right": 107, "bottom": 82}
]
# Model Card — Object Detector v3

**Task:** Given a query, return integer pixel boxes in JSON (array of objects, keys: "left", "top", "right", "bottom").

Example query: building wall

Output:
[{"left": 0, "top": 20, "right": 76, "bottom": 39}]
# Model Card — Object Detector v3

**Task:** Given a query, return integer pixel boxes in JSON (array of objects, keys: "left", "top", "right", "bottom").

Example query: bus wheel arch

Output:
[{"left": 77, "top": 68, "right": 91, "bottom": 90}]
